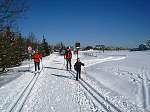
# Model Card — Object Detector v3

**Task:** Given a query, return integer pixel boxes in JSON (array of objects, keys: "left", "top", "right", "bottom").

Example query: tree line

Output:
[
  {"left": 83, "top": 45, "right": 129, "bottom": 51},
  {"left": 0, "top": 27, "right": 51, "bottom": 72},
  {"left": 130, "top": 39, "right": 150, "bottom": 51}
]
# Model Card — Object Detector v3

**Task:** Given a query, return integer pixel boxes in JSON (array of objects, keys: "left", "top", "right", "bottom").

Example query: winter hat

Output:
[{"left": 67, "top": 46, "right": 71, "bottom": 49}]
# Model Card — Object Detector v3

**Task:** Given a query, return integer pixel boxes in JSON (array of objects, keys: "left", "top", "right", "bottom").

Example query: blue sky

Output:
[{"left": 18, "top": 0, "right": 150, "bottom": 48}]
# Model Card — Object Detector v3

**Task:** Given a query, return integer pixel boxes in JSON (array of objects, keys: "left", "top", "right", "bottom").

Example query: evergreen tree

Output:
[
  {"left": 0, "top": 29, "right": 41, "bottom": 72},
  {"left": 40, "top": 36, "right": 50, "bottom": 57},
  {"left": 14, "top": 33, "right": 27, "bottom": 61},
  {"left": 0, "top": 27, "right": 20, "bottom": 71}
]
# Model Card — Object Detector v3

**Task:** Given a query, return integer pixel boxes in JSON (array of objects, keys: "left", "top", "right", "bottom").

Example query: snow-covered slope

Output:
[
  {"left": 80, "top": 50, "right": 150, "bottom": 112},
  {"left": 0, "top": 51, "right": 149, "bottom": 112}
]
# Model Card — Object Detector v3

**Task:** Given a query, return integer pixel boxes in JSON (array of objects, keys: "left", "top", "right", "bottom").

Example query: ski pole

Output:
[
  {"left": 28, "top": 61, "right": 30, "bottom": 71},
  {"left": 83, "top": 66, "right": 87, "bottom": 74},
  {"left": 41, "top": 59, "right": 44, "bottom": 71},
  {"left": 28, "top": 58, "right": 32, "bottom": 71},
  {"left": 64, "top": 58, "right": 65, "bottom": 66}
]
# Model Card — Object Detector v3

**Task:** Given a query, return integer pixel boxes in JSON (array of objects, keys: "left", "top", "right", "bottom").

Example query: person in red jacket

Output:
[
  {"left": 64, "top": 47, "right": 72, "bottom": 70},
  {"left": 32, "top": 50, "right": 42, "bottom": 72}
]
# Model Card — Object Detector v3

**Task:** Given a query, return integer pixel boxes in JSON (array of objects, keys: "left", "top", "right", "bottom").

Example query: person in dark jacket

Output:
[
  {"left": 64, "top": 47, "right": 72, "bottom": 70},
  {"left": 32, "top": 50, "right": 42, "bottom": 72},
  {"left": 74, "top": 58, "right": 84, "bottom": 81}
]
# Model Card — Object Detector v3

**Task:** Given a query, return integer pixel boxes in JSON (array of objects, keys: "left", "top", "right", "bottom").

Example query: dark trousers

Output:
[
  {"left": 34, "top": 62, "right": 40, "bottom": 71},
  {"left": 76, "top": 70, "right": 81, "bottom": 80},
  {"left": 66, "top": 59, "right": 71, "bottom": 70}
]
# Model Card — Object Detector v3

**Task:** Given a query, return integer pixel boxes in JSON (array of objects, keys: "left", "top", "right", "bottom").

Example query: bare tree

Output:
[{"left": 0, "top": 0, "right": 30, "bottom": 31}]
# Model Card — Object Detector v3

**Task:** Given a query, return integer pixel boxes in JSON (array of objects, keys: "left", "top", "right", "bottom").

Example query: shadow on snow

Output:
[
  {"left": 44, "top": 67, "right": 67, "bottom": 71},
  {"left": 51, "top": 74, "right": 76, "bottom": 80}
]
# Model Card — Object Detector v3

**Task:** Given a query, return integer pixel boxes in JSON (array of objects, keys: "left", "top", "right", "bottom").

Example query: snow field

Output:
[
  {"left": 81, "top": 50, "right": 150, "bottom": 112},
  {"left": 0, "top": 51, "right": 149, "bottom": 112}
]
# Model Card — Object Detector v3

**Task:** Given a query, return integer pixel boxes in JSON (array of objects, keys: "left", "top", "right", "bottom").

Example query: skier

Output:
[
  {"left": 64, "top": 47, "right": 72, "bottom": 70},
  {"left": 32, "top": 50, "right": 42, "bottom": 73},
  {"left": 74, "top": 58, "right": 84, "bottom": 81}
]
